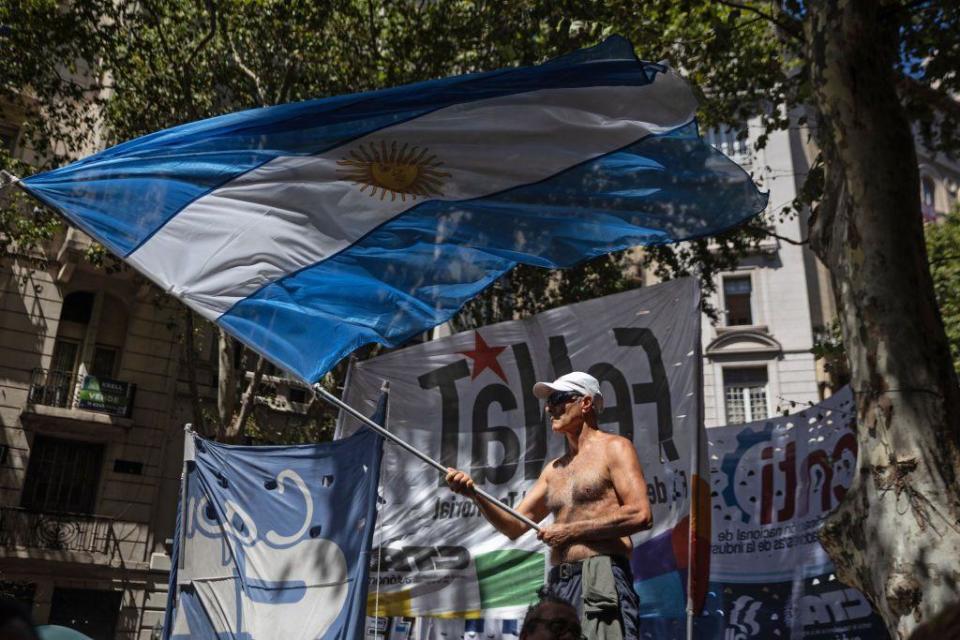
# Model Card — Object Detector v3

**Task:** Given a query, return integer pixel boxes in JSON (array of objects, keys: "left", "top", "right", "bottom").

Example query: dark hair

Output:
[{"left": 520, "top": 587, "right": 578, "bottom": 637}]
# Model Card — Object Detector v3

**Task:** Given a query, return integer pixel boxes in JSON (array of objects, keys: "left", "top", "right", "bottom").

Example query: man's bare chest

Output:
[{"left": 546, "top": 457, "right": 614, "bottom": 512}]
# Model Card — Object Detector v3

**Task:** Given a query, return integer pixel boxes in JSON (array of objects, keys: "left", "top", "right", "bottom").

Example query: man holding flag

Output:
[{"left": 446, "top": 372, "right": 652, "bottom": 639}]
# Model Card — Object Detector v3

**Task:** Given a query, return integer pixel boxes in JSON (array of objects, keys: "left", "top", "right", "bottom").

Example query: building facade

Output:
[
  {"left": 699, "top": 117, "right": 828, "bottom": 428},
  {"left": 700, "top": 113, "right": 960, "bottom": 428},
  {"left": 0, "top": 225, "right": 185, "bottom": 638}
]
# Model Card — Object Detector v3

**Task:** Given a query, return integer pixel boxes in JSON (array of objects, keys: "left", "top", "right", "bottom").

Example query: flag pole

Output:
[{"left": 313, "top": 384, "right": 542, "bottom": 532}]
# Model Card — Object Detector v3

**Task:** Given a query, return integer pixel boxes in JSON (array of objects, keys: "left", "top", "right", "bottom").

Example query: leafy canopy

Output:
[{"left": 2, "top": 0, "right": 957, "bottom": 324}]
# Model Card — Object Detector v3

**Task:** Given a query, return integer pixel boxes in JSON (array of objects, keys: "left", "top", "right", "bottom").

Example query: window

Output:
[
  {"left": 90, "top": 346, "right": 118, "bottom": 378},
  {"left": 724, "top": 368, "right": 769, "bottom": 424},
  {"left": 39, "top": 339, "right": 81, "bottom": 407},
  {"left": 60, "top": 291, "right": 95, "bottom": 324},
  {"left": 21, "top": 436, "right": 104, "bottom": 514},
  {"left": 723, "top": 276, "right": 753, "bottom": 326},
  {"left": 48, "top": 588, "right": 122, "bottom": 639},
  {"left": 50, "top": 339, "right": 80, "bottom": 375},
  {"left": 921, "top": 176, "right": 937, "bottom": 221},
  {"left": 705, "top": 125, "right": 750, "bottom": 165}
]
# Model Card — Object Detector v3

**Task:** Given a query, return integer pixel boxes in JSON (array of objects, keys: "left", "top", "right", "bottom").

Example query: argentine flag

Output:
[{"left": 20, "top": 37, "right": 766, "bottom": 383}]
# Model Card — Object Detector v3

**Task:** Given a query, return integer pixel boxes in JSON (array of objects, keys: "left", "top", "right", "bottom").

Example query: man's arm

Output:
[
  {"left": 445, "top": 466, "right": 551, "bottom": 540},
  {"left": 538, "top": 438, "right": 652, "bottom": 547}
]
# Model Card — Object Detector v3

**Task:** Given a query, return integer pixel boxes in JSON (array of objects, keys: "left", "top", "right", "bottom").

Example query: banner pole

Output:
[
  {"left": 687, "top": 280, "right": 705, "bottom": 640},
  {"left": 313, "top": 384, "right": 542, "bottom": 532}
]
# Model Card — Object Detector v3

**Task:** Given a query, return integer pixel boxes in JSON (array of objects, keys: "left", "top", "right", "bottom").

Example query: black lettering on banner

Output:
[
  {"left": 548, "top": 336, "right": 573, "bottom": 378},
  {"left": 585, "top": 363, "right": 634, "bottom": 441},
  {"left": 512, "top": 343, "right": 547, "bottom": 480},
  {"left": 371, "top": 546, "right": 471, "bottom": 572},
  {"left": 612, "top": 328, "right": 680, "bottom": 462},
  {"left": 433, "top": 546, "right": 470, "bottom": 570},
  {"left": 418, "top": 360, "right": 470, "bottom": 486},
  {"left": 472, "top": 384, "right": 520, "bottom": 485},
  {"left": 407, "top": 546, "right": 439, "bottom": 571},
  {"left": 376, "top": 546, "right": 412, "bottom": 572}
]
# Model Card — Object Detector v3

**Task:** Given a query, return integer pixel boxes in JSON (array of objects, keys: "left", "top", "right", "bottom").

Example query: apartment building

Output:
[
  {"left": 701, "top": 114, "right": 960, "bottom": 428},
  {"left": 0, "top": 221, "right": 186, "bottom": 638}
]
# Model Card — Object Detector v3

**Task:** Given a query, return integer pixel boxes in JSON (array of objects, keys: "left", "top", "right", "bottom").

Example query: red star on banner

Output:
[{"left": 459, "top": 332, "right": 508, "bottom": 382}]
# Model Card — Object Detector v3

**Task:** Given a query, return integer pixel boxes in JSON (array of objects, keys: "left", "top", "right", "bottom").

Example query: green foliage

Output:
[
  {"left": 811, "top": 317, "right": 849, "bottom": 389},
  {"left": 926, "top": 209, "right": 960, "bottom": 373}
]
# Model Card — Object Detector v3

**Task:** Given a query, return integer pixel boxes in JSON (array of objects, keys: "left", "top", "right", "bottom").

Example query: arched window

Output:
[
  {"left": 43, "top": 290, "right": 129, "bottom": 407},
  {"left": 50, "top": 291, "right": 95, "bottom": 377}
]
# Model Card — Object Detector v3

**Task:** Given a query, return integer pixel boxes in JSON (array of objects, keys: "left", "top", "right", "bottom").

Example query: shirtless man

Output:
[{"left": 446, "top": 372, "right": 652, "bottom": 639}]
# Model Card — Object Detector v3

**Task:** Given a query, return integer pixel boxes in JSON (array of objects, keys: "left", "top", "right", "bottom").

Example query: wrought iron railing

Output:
[
  {"left": 28, "top": 368, "right": 136, "bottom": 418},
  {"left": 28, "top": 368, "right": 78, "bottom": 409},
  {"left": 0, "top": 506, "right": 116, "bottom": 554}
]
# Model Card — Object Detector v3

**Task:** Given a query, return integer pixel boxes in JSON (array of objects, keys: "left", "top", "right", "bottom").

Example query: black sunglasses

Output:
[
  {"left": 546, "top": 390, "right": 582, "bottom": 408},
  {"left": 528, "top": 617, "right": 583, "bottom": 639}
]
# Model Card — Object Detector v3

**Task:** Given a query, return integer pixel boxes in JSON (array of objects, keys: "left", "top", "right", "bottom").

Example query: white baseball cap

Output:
[{"left": 533, "top": 371, "right": 604, "bottom": 412}]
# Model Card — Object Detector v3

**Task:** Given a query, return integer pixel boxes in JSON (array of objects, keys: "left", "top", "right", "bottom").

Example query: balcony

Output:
[
  {"left": 0, "top": 506, "right": 118, "bottom": 556},
  {"left": 27, "top": 368, "right": 136, "bottom": 418}
]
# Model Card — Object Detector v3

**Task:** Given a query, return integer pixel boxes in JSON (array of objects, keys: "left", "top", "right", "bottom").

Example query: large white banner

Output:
[{"left": 339, "top": 278, "right": 706, "bottom": 619}]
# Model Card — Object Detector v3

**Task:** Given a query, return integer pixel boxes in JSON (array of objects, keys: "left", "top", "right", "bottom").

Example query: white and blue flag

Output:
[
  {"left": 20, "top": 36, "right": 766, "bottom": 382},
  {"left": 163, "top": 396, "right": 386, "bottom": 639}
]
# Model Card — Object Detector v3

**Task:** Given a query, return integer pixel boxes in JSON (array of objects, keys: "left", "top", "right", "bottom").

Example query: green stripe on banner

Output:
[{"left": 475, "top": 550, "right": 546, "bottom": 609}]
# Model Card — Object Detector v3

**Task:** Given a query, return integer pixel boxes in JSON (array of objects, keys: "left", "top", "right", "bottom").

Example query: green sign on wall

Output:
[{"left": 76, "top": 375, "right": 135, "bottom": 417}]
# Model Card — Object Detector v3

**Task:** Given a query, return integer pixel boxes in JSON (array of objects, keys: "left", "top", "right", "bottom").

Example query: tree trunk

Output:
[
  {"left": 182, "top": 309, "right": 207, "bottom": 436},
  {"left": 805, "top": 1, "right": 960, "bottom": 636},
  {"left": 216, "top": 327, "right": 238, "bottom": 440},
  {"left": 223, "top": 355, "right": 267, "bottom": 442}
]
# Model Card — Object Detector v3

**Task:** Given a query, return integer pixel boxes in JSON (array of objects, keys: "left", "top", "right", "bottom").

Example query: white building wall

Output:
[{"left": 702, "top": 115, "right": 822, "bottom": 427}]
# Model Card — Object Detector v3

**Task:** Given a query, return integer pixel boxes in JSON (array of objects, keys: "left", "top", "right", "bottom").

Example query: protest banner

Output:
[
  {"left": 164, "top": 398, "right": 386, "bottom": 639},
  {"left": 695, "top": 387, "right": 888, "bottom": 639},
  {"left": 339, "top": 278, "right": 709, "bottom": 620}
]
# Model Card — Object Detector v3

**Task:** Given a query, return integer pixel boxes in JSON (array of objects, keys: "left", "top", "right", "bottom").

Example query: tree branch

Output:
[
  {"left": 927, "top": 254, "right": 960, "bottom": 267},
  {"left": 890, "top": 0, "right": 936, "bottom": 17},
  {"left": 897, "top": 75, "right": 960, "bottom": 119},
  {"left": 713, "top": 0, "right": 804, "bottom": 40},
  {"left": 745, "top": 222, "right": 810, "bottom": 245},
  {"left": 184, "top": 0, "right": 218, "bottom": 71},
  {"left": 216, "top": 327, "right": 238, "bottom": 438},
  {"left": 227, "top": 355, "right": 267, "bottom": 442},
  {"left": 276, "top": 60, "right": 299, "bottom": 105},
  {"left": 223, "top": 27, "right": 267, "bottom": 106}
]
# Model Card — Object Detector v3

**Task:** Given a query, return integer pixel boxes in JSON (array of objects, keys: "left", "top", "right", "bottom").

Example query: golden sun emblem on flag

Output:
[{"left": 337, "top": 141, "right": 451, "bottom": 202}]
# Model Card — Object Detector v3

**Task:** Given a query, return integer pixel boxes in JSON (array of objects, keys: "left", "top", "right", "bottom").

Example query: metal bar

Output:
[{"left": 314, "top": 384, "right": 541, "bottom": 532}]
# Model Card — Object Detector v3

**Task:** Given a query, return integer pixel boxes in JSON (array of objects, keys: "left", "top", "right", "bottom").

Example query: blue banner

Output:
[{"left": 164, "top": 397, "right": 386, "bottom": 639}]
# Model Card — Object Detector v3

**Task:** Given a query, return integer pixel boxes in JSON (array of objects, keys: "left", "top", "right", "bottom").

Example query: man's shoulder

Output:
[
  {"left": 595, "top": 431, "right": 640, "bottom": 460},
  {"left": 595, "top": 429, "right": 633, "bottom": 448}
]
